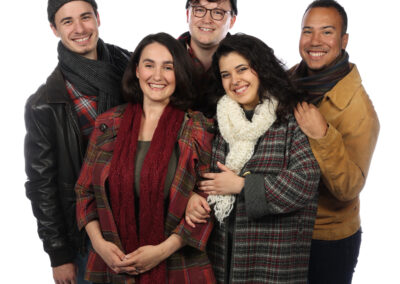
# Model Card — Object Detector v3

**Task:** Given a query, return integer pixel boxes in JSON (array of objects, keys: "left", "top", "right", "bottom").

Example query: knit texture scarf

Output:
[
  {"left": 108, "top": 103, "right": 184, "bottom": 283},
  {"left": 58, "top": 38, "right": 130, "bottom": 114},
  {"left": 208, "top": 95, "right": 278, "bottom": 223},
  {"left": 291, "top": 51, "right": 350, "bottom": 105}
]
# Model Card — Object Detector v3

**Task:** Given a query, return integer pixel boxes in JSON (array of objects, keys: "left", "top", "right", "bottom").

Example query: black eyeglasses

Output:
[{"left": 191, "top": 5, "right": 232, "bottom": 21}]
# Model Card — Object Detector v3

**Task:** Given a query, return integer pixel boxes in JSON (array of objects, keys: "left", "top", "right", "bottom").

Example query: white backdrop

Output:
[{"left": 1, "top": 1, "right": 399, "bottom": 283}]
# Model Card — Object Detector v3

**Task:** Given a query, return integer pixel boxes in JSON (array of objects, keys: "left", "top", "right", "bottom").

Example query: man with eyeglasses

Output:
[{"left": 179, "top": 0, "right": 237, "bottom": 116}]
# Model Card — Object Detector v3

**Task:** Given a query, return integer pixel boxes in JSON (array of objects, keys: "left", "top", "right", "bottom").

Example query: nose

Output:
[
  {"left": 310, "top": 32, "right": 321, "bottom": 46},
  {"left": 74, "top": 20, "right": 84, "bottom": 33},
  {"left": 231, "top": 72, "right": 241, "bottom": 86},
  {"left": 203, "top": 9, "right": 213, "bottom": 22},
  {"left": 153, "top": 67, "right": 162, "bottom": 81}
]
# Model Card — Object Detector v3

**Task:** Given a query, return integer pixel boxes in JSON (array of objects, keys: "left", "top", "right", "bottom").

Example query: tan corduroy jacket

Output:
[{"left": 307, "top": 64, "right": 380, "bottom": 240}]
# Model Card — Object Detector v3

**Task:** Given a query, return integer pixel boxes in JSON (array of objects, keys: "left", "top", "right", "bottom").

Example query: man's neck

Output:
[{"left": 190, "top": 41, "right": 218, "bottom": 71}]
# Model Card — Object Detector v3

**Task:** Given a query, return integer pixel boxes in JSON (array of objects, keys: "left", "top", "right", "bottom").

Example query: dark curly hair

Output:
[
  {"left": 210, "top": 33, "right": 301, "bottom": 122},
  {"left": 122, "top": 32, "right": 197, "bottom": 111}
]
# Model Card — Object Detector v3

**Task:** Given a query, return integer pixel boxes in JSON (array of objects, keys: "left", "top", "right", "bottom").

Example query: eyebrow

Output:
[
  {"left": 59, "top": 16, "right": 72, "bottom": 23},
  {"left": 235, "top": 64, "right": 248, "bottom": 69},
  {"left": 303, "top": 25, "right": 336, "bottom": 30},
  {"left": 59, "top": 12, "right": 94, "bottom": 23},
  {"left": 220, "top": 64, "right": 248, "bottom": 73},
  {"left": 142, "top": 59, "right": 174, "bottom": 65}
]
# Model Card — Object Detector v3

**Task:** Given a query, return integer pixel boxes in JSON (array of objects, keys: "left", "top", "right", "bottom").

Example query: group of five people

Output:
[{"left": 24, "top": 0, "right": 379, "bottom": 283}]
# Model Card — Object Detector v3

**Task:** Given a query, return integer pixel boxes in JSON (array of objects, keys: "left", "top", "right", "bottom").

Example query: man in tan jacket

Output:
[{"left": 292, "top": 0, "right": 380, "bottom": 283}]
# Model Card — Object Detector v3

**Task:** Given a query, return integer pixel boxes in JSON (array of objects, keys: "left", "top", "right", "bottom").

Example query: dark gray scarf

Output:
[
  {"left": 291, "top": 51, "right": 350, "bottom": 105},
  {"left": 58, "top": 38, "right": 130, "bottom": 114}
]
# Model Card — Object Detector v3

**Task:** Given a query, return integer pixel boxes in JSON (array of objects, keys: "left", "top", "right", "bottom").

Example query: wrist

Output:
[
  {"left": 236, "top": 176, "right": 245, "bottom": 193},
  {"left": 159, "top": 234, "right": 184, "bottom": 260},
  {"left": 92, "top": 237, "right": 106, "bottom": 253}
]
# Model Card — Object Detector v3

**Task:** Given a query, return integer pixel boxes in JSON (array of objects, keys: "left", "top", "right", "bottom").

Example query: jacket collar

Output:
[
  {"left": 323, "top": 63, "right": 361, "bottom": 110},
  {"left": 45, "top": 65, "right": 71, "bottom": 104}
]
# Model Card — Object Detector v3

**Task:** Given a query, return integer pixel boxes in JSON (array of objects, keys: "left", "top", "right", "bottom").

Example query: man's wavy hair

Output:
[
  {"left": 122, "top": 32, "right": 197, "bottom": 110},
  {"left": 210, "top": 33, "right": 301, "bottom": 122}
]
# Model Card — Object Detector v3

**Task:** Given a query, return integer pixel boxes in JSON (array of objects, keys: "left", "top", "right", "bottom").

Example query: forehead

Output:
[
  {"left": 219, "top": 52, "right": 249, "bottom": 69},
  {"left": 140, "top": 42, "right": 173, "bottom": 62},
  {"left": 55, "top": 1, "right": 94, "bottom": 19},
  {"left": 302, "top": 7, "right": 343, "bottom": 30},
  {"left": 194, "top": 0, "right": 232, "bottom": 9}
]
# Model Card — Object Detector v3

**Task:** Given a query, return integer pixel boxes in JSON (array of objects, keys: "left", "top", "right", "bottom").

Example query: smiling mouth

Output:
[
  {"left": 73, "top": 35, "right": 91, "bottom": 44},
  {"left": 199, "top": 27, "right": 214, "bottom": 32},
  {"left": 307, "top": 51, "right": 327, "bottom": 58},
  {"left": 234, "top": 85, "right": 249, "bottom": 94},
  {"left": 149, "top": 83, "right": 166, "bottom": 90}
]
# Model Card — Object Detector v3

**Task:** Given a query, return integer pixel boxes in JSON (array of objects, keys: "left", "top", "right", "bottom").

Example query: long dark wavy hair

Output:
[
  {"left": 210, "top": 33, "right": 301, "bottom": 122},
  {"left": 122, "top": 32, "right": 197, "bottom": 111}
]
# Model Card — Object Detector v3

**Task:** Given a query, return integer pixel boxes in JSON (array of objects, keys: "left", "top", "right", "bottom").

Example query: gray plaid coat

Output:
[{"left": 207, "top": 115, "right": 320, "bottom": 284}]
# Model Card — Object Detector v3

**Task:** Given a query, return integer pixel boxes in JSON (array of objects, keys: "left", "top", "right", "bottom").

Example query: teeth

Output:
[
  {"left": 235, "top": 86, "right": 248, "bottom": 94},
  {"left": 309, "top": 51, "right": 325, "bottom": 57},
  {"left": 200, "top": 28, "right": 213, "bottom": 32},
  {"left": 75, "top": 37, "right": 89, "bottom": 42},
  {"left": 150, "top": 84, "right": 165, "bottom": 89}
]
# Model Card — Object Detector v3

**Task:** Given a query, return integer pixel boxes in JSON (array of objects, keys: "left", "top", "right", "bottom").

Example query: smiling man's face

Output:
[
  {"left": 299, "top": 7, "right": 348, "bottom": 74},
  {"left": 51, "top": 1, "right": 100, "bottom": 60},
  {"left": 187, "top": 0, "right": 236, "bottom": 50}
]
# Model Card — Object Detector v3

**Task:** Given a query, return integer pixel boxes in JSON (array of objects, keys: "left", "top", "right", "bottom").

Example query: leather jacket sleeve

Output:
[{"left": 24, "top": 95, "right": 75, "bottom": 267}]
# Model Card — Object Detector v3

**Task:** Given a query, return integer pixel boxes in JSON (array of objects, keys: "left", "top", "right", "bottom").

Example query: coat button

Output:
[{"left": 99, "top": 123, "right": 108, "bottom": 132}]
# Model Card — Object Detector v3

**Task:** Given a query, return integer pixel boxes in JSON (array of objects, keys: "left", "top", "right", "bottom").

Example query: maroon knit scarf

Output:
[{"left": 108, "top": 102, "right": 184, "bottom": 283}]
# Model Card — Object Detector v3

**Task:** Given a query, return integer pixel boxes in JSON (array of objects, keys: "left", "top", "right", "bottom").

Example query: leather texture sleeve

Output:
[{"left": 24, "top": 96, "right": 75, "bottom": 267}]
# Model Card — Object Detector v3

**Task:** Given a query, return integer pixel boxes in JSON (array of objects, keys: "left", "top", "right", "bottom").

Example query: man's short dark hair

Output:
[
  {"left": 185, "top": 0, "right": 238, "bottom": 16},
  {"left": 304, "top": 0, "right": 347, "bottom": 35}
]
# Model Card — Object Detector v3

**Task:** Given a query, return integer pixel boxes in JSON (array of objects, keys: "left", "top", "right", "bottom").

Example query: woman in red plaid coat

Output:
[
  {"left": 75, "top": 33, "right": 215, "bottom": 284},
  {"left": 186, "top": 34, "right": 320, "bottom": 283}
]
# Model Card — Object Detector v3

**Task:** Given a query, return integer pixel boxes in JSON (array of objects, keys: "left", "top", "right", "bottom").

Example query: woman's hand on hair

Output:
[
  {"left": 185, "top": 192, "right": 211, "bottom": 228},
  {"left": 294, "top": 102, "right": 328, "bottom": 140},
  {"left": 199, "top": 162, "right": 244, "bottom": 195}
]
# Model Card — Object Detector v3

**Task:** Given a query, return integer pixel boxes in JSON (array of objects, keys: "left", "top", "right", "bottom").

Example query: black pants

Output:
[{"left": 308, "top": 229, "right": 362, "bottom": 284}]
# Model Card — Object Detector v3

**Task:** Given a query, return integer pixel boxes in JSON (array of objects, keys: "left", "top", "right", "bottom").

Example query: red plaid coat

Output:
[{"left": 75, "top": 104, "right": 216, "bottom": 284}]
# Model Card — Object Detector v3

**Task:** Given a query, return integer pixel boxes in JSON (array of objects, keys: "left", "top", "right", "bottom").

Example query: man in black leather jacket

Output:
[{"left": 24, "top": 1, "right": 129, "bottom": 283}]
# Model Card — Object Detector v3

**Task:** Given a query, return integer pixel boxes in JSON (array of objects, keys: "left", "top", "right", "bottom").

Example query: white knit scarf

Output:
[{"left": 208, "top": 94, "right": 278, "bottom": 223}]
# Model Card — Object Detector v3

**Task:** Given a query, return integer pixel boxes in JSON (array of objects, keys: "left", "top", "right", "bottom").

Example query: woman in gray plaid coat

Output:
[{"left": 187, "top": 34, "right": 320, "bottom": 283}]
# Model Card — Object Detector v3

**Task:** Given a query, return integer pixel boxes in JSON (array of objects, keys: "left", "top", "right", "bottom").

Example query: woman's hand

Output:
[
  {"left": 86, "top": 220, "right": 126, "bottom": 273},
  {"left": 117, "top": 234, "right": 184, "bottom": 275},
  {"left": 92, "top": 239, "right": 126, "bottom": 274},
  {"left": 198, "top": 162, "right": 244, "bottom": 195},
  {"left": 185, "top": 192, "right": 210, "bottom": 228},
  {"left": 119, "top": 245, "right": 164, "bottom": 275}
]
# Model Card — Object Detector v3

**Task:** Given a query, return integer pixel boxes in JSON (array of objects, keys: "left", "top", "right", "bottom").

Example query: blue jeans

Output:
[
  {"left": 308, "top": 229, "right": 362, "bottom": 284},
  {"left": 75, "top": 242, "right": 92, "bottom": 284}
]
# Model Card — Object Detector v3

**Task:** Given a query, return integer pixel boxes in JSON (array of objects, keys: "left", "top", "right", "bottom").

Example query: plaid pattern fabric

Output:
[
  {"left": 207, "top": 115, "right": 320, "bottom": 284},
  {"left": 178, "top": 32, "right": 205, "bottom": 72},
  {"left": 66, "top": 80, "right": 98, "bottom": 141},
  {"left": 75, "top": 104, "right": 216, "bottom": 284}
]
